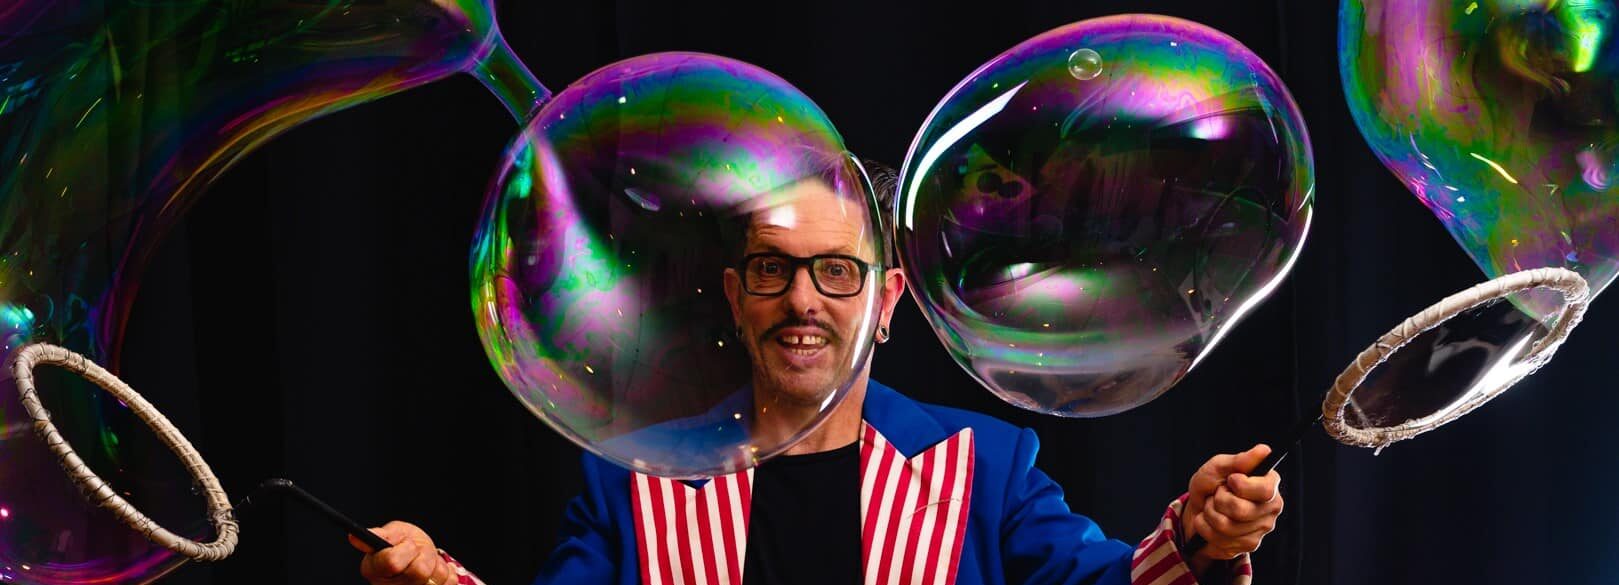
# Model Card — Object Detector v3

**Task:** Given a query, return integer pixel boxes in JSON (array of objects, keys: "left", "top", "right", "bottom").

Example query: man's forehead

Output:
[{"left": 744, "top": 179, "right": 873, "bottom": 255}]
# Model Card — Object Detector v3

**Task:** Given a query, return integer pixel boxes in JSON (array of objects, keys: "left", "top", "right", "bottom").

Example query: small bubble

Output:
[{"left": 1068, "top": 48, "right": 1103, "bottom": 80}]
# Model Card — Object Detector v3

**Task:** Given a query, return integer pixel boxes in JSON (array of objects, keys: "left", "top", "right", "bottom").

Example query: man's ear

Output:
[
  {"left": 878, "top": 268, "right": 907, "bottom": 329},
  {"left": 723, "top": 268, "right": 744, "bottom": 325}
]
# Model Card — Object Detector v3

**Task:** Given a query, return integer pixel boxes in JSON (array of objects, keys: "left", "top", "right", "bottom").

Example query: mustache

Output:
[{"left": 759, "top": 318, "right": 840, "bottom": 344}]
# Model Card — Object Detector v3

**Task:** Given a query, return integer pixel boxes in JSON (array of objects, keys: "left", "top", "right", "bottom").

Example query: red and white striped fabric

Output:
[
  {"left": 630, "top": 468, "right": 755, "bottom": 585},
  {"left": 439, "top": 430, "right": 1249, "bottom": 585},
  {"left": 628, "top": 422, "right": 976, "bottom": 585},
  {"left": 1130, "top": 495, "right": 1253, "bottom": 585},
  {"left": 437, "top": 549, "right": 488, "bottom": 585},
  {"left": 858, "top": 424, "right": 975, "bottom": 585}
]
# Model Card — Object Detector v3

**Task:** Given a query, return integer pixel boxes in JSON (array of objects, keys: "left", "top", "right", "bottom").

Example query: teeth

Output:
[{"left": 777, "top": 334, "right": 828, "bottom": 347}]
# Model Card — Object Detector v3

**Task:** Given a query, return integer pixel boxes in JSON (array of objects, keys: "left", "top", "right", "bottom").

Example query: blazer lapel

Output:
[
  {"left": 631, "top": 469, "right": 753, "bottom": 585},
  {"left": 629, "top": 381, "right": 976, "bottom": 585},
  {"left": 859, "top": 421, "right": 975, "bottom": 585}
]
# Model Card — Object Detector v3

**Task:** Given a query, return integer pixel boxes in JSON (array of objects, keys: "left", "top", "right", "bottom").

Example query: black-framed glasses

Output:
[{"left": 739, "top": 253, "right": 874, "bottom": 298}]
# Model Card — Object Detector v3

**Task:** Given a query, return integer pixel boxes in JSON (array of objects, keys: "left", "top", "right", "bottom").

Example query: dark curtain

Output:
[{"left": 118, "top": 1, "right": 1614, "bottom": 583}]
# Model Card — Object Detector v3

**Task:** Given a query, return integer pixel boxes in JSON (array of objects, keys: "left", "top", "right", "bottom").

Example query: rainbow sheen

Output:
[
  {"left": 472, "top": 53, "right": 884, "bottom": 478},
  {"left": 1341, "top": 0, "right": 1619, "bottom": 317},
  {"left": 896, "top": 15, "right": 1313, "bottom": 417},
  {"left": 0, "top": 1, "right": 543, "bottom": 582},
  {"left": 1337, "top": 0, "right": 1608, "bottom": 435}
]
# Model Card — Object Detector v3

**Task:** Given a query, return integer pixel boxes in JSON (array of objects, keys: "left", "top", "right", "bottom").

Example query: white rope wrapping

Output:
[
  {"left": 1322, "top": 267, "right": 1590, "bottom": 449},
  {"left": 7, "top": 342, "right": 238, "bottom": 562}
]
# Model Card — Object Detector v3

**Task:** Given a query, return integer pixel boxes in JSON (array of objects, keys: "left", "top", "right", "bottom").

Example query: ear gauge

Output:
[{"left": 875, "top": 325, "right": 891, "bottom": 344}]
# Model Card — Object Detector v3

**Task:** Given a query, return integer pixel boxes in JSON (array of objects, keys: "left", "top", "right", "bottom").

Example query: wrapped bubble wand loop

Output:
[
  {"left": 8, "top": 343, "right": 239, "bottom": 562},
  {"left": 1184, "top": 267, "right": 1589, "bottom": 557},
  {"left": 8, "top": 342, "right": 395, "bottom": 565}
]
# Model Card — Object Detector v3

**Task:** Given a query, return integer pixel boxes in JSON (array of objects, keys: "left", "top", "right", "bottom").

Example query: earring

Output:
[{"left": 875, "top": 325, "right": 891, "bottom": 344}]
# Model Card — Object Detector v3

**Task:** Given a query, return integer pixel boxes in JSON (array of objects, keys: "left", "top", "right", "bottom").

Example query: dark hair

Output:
[{"left": 862, "top": 158, "right": 899, "bottom": 266}]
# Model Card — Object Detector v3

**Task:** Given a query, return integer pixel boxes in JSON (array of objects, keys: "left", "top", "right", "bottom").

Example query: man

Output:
[{"left": 351, "top": 175, "right": 1284, "bottom": 585}]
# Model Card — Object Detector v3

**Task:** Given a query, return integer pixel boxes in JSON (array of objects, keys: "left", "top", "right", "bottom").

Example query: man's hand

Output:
[
  {"left": 349, "top": 521, "right": 458, "bottom": 585},
  {"left": 1183, "top": 444, "right": 1284, "bottom": 574}
]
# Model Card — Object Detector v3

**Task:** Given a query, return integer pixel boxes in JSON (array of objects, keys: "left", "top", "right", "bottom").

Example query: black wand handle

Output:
[
  {"left": 1181, "top": 416, "right": 1319, "bottom": 558},
  {"left": 236, "top": 478, "right": 393, "bottom": 552}
]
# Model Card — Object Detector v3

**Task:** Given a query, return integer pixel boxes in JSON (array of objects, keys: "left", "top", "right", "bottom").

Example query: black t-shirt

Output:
[{"left": 742, "top": 441, "right": 862, "bottom": 585}]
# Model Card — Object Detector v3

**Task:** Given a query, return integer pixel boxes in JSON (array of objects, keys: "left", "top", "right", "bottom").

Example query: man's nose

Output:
[{"left": 782, "top": 266, "right": 822, "bottom": 316}]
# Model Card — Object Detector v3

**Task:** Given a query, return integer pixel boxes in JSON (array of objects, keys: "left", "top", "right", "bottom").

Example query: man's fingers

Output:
[
  {"left": 1210, "top": 486, "right": 1261, "bottom": 521},
  {"left": 1211, "top": 532, "right": 1265, "bottom": 560},
  {"left": 371, "top": 521, "right": 423, "bottom": 545},
  {"left": 361, "top": 540, "right": 420, "bottom": 580},
  {"left": 396, "top": 547, "right": 440, "bottom": 584},
  {"left": 431, "top": 556, "right": 458, "bottom": 585},
  {"left": 1213, "top": 482, "right": 1284, "bottom": 522},
  {"left": 1187, "top": 508, "right": 1217, "bottom": 544},
  {"left": 1200, "top": 500, "right": 1273, "bottom": 539},
  {"left": 1227, "top": 470, "right": 1281, "bottom": 502},
  {"left": 1229, "top": 444, "right": 1271, "bottom": 473},
  {"left": 1193, "top": 454, "right": 1238, "bottom": 492},
  {"left": 1193, "top": 444, "right": 1272, "bottom": 495},
  {"left": 1191, "top": 511, "right": 1250, "bottom": 561},
  {"left": 1196, "top": 515, "right": 1271, "bottom": 560},
  {"left": 348, "top": 532, "right": 377, "bottom": 554},
  {"left": 1221, "top": 525, "right": 1274, "bottom": 557}
]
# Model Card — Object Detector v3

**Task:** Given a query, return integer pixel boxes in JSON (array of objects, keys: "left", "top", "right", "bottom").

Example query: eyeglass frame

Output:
[{"left": 736, "top": 252, "right": 878, "bottom": 298}]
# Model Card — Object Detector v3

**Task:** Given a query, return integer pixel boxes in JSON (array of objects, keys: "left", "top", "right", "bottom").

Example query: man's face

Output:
[{"left": 723, "top": 180, "right": 881, "bottom": 407}]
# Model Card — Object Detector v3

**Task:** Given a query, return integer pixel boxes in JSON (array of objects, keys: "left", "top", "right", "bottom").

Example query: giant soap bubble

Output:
[
  {"left": 896, "top": 14, "right": 1314, "bottom": 417},
  {"left": 1343, "top": 0, "right": 1619, "bottom": 313},
  {"left": 1336, "top": 0, "right": 1604, "bottom": 444},
  {"left": 0, "top": 1, "right": 543, "bottom": 582},
  {"left": 471, "top": 53, "right": 885, "bottom": 478}
]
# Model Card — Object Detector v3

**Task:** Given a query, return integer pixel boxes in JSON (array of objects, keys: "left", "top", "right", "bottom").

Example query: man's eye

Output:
[
  {"left": 759, "top": 262, "right": 784, "bottom": 275},
  {"left": 825, "top": 264, "right": 848, "bottom": 277}
]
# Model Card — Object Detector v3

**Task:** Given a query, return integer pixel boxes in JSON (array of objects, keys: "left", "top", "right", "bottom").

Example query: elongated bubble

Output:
[
  {"left": 1338, "top": 0, "right": 1605, "bottom": 440},
  {"left": 0, "top": 1, "right": 543, "bottom": 581}
]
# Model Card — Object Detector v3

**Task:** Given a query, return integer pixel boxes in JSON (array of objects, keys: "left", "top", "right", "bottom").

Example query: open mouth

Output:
[
  {"left": 777, "top": 333, "right": 828, "bottom": 353},
  {"left": 772, "top": 332, "right": 831, "bottom": 367}
]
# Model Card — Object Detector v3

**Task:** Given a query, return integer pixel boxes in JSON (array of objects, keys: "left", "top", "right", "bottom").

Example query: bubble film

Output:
[
  {"left": 472, "top": 53, "right": 885, "bottom": 478},
  {"left": 0, "top": 1, "right": 543, "bottom": 581},
  {"left": 896, "top": 15, "right": 1314, "bottom": 417},
  {"left": 1338, "top": 0, "right": 1607, "bottom": 436},
  {"left": 1342, "top": 0, "right": 1619, "bottom": 318}
]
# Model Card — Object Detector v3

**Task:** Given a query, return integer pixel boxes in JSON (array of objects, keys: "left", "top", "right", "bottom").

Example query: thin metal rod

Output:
[{"left": 236, "top": 478, "right": 393, "bottom": 552}]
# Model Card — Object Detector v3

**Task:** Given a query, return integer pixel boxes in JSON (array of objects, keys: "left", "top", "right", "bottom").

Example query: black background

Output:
[{"left": 108, "top": 1, "right": 1619, "bottom": 583}]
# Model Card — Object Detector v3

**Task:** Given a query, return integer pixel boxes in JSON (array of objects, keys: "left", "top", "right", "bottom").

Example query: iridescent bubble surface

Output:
[
  {"left": 471, "top": 53, "right": 885, "bottom": 478},
  {"left": 896, "top": 15, "right": 1314, "bottom": 417},
  {"left": 1338, "top": 0, "right": 1606, "bottom": 437},
  {"left": 0, "top": 1, "right": 544, "bottom": 581},
  {"left": 1341, "top": 0, "right": 1619, "bottom": 318}
]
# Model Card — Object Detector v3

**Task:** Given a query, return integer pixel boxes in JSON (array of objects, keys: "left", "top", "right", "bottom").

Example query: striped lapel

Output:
[
  {"left": 630, "top": 469, "right": 753, "bottom": 585},
  {"left": 629, "top": 420, "right": 976, "bottom": 585},
  {"left": 858, "top": 422, "right": 975, "bottom": 585}
]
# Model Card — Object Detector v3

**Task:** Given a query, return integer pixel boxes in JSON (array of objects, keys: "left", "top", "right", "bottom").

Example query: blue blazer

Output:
[{"left": 533, "top": 380, "right": 1139, "bottom": 585}]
